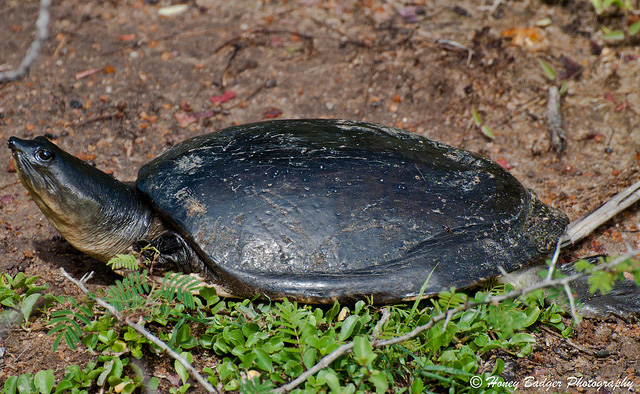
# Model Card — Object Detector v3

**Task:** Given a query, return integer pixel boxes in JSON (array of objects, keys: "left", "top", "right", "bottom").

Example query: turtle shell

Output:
[{"left": 136, "top": 119, "right": 568, "bottom": 302}]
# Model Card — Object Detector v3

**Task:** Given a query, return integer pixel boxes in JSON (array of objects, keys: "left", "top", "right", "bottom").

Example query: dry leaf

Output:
[
  {"left": 75, "top": 68, "right": 100, "bottom": 79},
  {"left": 209, "top": 90, "right": 236, "bottom": 105},
  {"left": 501, "top": 27, "right": 548, "bottom": 52}
]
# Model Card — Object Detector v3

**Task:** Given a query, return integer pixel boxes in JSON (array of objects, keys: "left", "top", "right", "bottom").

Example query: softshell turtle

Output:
[{"left": 8, "top": 119, "right": 569, "bottom": 303}]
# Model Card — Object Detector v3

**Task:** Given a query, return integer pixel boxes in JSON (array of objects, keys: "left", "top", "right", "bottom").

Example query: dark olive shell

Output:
[{"left": 137, "top": 119, "right": 568, "bottom": 302}]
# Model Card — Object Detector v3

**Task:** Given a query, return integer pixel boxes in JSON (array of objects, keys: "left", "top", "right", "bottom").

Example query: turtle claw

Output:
[{"left": 134, "top": 232, "right": 193, "bottom": 274}]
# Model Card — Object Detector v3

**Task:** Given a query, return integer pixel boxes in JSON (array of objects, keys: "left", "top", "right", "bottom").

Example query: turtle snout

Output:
[
  {"left": 6, "top": 136, "right": 27, "bottom": 152},
  {"left": 7, "top": 137, "right": 18, "bottom": 151}
]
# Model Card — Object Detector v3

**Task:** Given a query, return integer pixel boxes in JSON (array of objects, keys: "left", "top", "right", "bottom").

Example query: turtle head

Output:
[
  {"left": 8, "top": 136, "right": 95, "bottom": 219},
  {"left": 7, "top": 136, "right": 155, "bottom": 261}
]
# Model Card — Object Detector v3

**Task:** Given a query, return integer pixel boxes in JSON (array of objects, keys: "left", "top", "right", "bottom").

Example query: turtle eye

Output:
[{"left": 35, "top": 148, "right": 55, "bottom": 163}]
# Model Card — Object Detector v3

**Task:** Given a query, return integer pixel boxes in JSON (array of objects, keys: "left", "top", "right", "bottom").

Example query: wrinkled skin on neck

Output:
[{"left": 8, "top": 136, "right": 159, "bottom": 262}]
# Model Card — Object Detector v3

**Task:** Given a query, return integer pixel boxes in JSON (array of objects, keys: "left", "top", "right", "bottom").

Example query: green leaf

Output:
[
  {"left": 34, "top": 370, "right": 55, "bottom": 394},
  {"left": 107, "top": 254, "right": 140, "bottom": 270},
  {"left": 538, "top": 59, "right": 557, "bottom": 80},
  {"left": 492, "top": 358, "right": 505, "bottom": 375},
  {"left": 471, "top": 107, "right": 482, "bottom": 127},
  {"left": 111, "top": 356, "right": 125, "bottom": 379},
  {"left": 120, "top": 381, "right": 138, "bottom": 394},
  {"left": 199, "top": 286, "right": 219, "bottom": 306},
  {"left": 175, "top": 352, "right": 193, "bottom": 385},
  {"left": 521, "top": 306, "right": 541, "bottom": 328},
  {"left": 421, "top": 363, "right": 474, "bottom": 377},
  {"left": 602, "top": 28, "right": 625, "bottom": 41},
  {"left": 169, "top": 319, "right": 188, "bottom": 348},
  {"left": 12, "top": 273, "right": 27, "bottom": 289},
  {"left": 353, "top": 336, "right": 376, "bottom": 367},
  {"left": 98, "top": 359, "right": 114, "bottom": 386},
  {"left": 110, "top": 340, "right": 127, "bottom": 353},
  {"left": 16, "top": 374, "right": 35, "bottom": 394},
  {"left": 591, "top": 0, "right": 604, "bottom": 14},
  {"left": 410, "top": 377, "right": 423, "bottom": 394},
  {"left": 588, "top": 271, "right": 614, "bottom": 294},
  {"left": 3, "top": 376, "right": 18, "bottom": 394},
  {"left": 148, "top": 377, "right": 159, "bottom": 390},
  {"left": 63, "top": 329, "right": 78, "bottom": 350},
  {"left": 53, "top": 380, "right": 74, "bottom": 394},
  {"left": 25, "top": 285, "right": 48, "bottom": 297},
  {"left": 480, "top": 125, "right": 495, "bottom": 139},
  {"left": 242, "top": 322, "right": 260, "bottom": 338},
  {"left": 319, "top": 370, "right": 341, "bottom": 393},
  {"left": 51, "top": 331, "right": 65, "bottom": 352},
  {"left": 574, "top": 259, "right": 595, "bottom": 272},
  {"left": 629, "top": 21, "right": 640, "bottom": 36},
  {"left": 303, "top": 347, "right": 318, "bottom": 369},
  {"left": 509, "top": 332, "right": 536, "bottom": 346},
  {"left": 253, "top": 348, "right": 273, "bottom": 372},
  {"left": 559, "top": 81, "right": 569, "bottom": 96},
  {"left": 20, "top": 293, "right": 41, "bottom": 323},
  {"left": 325, "top": 301, "right": 340, "bottom": 324},
  {"left": 369, "top": 370, "right": 388, "bottom": 394},
  {"left": 338, "top": 315, "right": 359, "bottom": 341}
]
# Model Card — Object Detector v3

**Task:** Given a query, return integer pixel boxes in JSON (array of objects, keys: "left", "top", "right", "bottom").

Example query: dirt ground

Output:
[{"left": 1, "top": 0, "right": 640, "bottom": 392}]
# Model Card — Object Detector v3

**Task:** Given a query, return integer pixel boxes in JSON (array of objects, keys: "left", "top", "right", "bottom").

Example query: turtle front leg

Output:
[{"left": 135, "top": 231, "right": 205, "bottom": 275}]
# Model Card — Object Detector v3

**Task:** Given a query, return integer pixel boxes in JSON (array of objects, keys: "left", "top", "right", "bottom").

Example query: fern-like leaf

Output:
[
  {"left": 107, "top": 254, "right": 141, "bottom": 271},
  {"left": 103, "top": 271, "right": 150, "bottom": 312},
  {"left": 48, "top": 298, "right": 95, "bottom": 351},
  {"left": 161, "top": 273, "right": 203, "bottom": 309}
]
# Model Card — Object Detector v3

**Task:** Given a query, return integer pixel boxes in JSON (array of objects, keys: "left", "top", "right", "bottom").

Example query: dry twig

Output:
[
  {"left": 275, "top": 251, "right": 637, "bottom": 392},
  {"left": 561, "top": 179, "right": 640, "bottom": 247},
  {"left": 546, "top": 86, "right": 566, "bottom": 152},
  {"left": 0, "top": 0, "right": 51, "bottom": 83},
  {"left": 60, "top": 268, "right": 218, "bottom": 394}
]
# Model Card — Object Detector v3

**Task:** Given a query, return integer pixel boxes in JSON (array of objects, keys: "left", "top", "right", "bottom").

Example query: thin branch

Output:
[
  {"left": 562, "top": 281, "right": 580, "bottom": 322},
  {"left": 126, "top": 317, "right": 217, "bottom": 393},
  {"left": 0, "top": 0, "right": 51, "bottom": 83},
  {"left": 435, "top": 39, "right": 475, "bottom": 65},
  {"left": 371, "top": 307, "right": 390, "bottom": 342},
  {"left": 275, "top": 307, "right": 389, "bottom": 393},
  {"left": 276, "top": 252, "right": 638, "bottom": 392},
  {"left": 441, "top": 309, "right": 456, "bottom": 333},
  {"left": 545, "top": 240, "right": 562, "bottom": 282},
  {"left": 546, "top": 86, "right": 566, "bottom": 152},
  {"left": 59, "top": 268, "right": 218, "bottom": 394},
  {"left": 275, "top": 342, "right": 354, "bottom": 393},
  {"left": 561, "top": 178, "right": 640, "bottom": 247}
]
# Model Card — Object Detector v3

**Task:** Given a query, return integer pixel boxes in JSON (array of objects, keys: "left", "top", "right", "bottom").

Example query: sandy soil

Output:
[{"left": 1, "top": 0, "right": 640, "bottom": 392}]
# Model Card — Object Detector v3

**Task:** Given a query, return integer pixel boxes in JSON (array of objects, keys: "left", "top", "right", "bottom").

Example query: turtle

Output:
[{"left": 8, "top": 119, "right": 570, "bottom": 303}]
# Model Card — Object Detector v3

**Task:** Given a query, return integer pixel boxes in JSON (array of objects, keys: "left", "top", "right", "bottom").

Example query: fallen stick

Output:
[
  {"left": 546, "top": 86, "right": 566, "bottom": 152},
  {"left": 60, "top": 268, "right": 218, "bottom": 394},
  {"left": 0, "top": 0, "right": 51, "bottom": 83},
  {"left": 561, "top": 178, "right": 640, "bottom": 247},
  {"left": 274, "top": 251, "right": 638, "bottom": 393}
]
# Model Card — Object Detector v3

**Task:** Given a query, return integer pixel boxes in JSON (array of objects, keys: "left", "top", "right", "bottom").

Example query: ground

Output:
[{"left": 1, "top": 0, "right": 640, "bottom": 392}]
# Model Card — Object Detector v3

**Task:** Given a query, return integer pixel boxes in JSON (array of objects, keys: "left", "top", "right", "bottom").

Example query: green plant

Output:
[
  {"left": 590, "top": 0, "right": 640, "bottom": 41},
  {"left": 0, "top": 273, "right": 56, "bottom": 328},
  {"left": 2, "top": 370, "right": 54, "bottom": 394},
  {"left": 3, "top": 254, "right": 638, "bottom": 392},
  {"left": 471, "top": 106, "right": 495, "bottom": 139},
  {"left": 591, "top": 0, "right": 634, "bottom": 15}
]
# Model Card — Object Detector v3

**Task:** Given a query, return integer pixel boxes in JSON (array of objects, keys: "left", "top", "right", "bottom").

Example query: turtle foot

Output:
[
  {"left": 134, "top": 231, "right": 195, "bottom": 274},
  {"left": 559, "top": 257, "right": 640, "bottom": 318}
]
